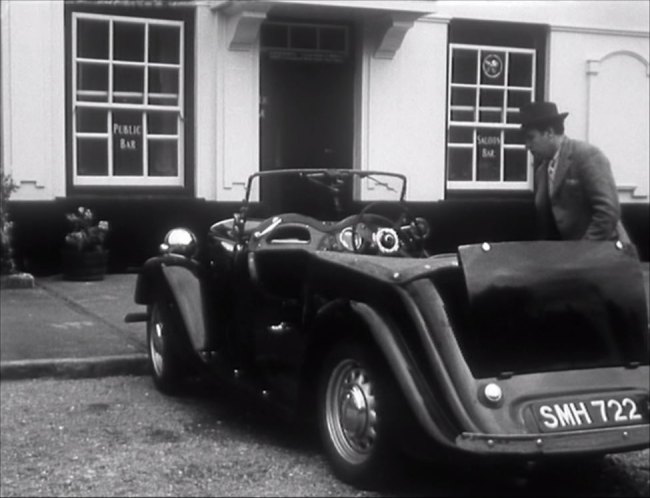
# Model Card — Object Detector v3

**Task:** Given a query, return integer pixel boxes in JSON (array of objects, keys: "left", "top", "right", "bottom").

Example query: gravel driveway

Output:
[{"left": 1, "top": 376, "right": 648, "bottom": 497}]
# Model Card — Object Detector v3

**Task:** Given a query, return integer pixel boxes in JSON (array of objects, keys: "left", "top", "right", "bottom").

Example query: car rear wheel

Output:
[
  {"left": 318, "top": 341, "right": 397, "bottom": 488},
  {"left": 147, "top": 296, "right": 184, "bottom": 394}
]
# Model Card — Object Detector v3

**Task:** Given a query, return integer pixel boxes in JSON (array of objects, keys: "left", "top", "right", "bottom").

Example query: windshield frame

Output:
[{"left": 242, "top": 168, "right": 407, "bottom": 205}]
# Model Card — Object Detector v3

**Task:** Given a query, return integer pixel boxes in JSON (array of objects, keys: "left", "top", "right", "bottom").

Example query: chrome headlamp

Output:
[{"left": 160, "top": 228, "right": 198, "bottom": 257}]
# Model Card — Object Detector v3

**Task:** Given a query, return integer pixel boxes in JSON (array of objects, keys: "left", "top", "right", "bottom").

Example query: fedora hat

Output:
[{"left": 519, "top": 101, "right": 569, "bottom": 129}]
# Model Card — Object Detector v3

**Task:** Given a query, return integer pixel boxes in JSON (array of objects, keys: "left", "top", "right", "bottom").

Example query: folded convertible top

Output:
[{"left": 458, "top": 240, "right": 649, "bottom": 365}]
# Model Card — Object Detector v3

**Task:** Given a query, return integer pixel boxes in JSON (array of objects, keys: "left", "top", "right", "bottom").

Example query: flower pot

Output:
[{"left": 62, "top": 249, "right": 108, "bottom": 281}]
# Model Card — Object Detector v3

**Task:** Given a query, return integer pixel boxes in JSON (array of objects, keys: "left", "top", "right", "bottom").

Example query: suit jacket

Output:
[{"left": 534, "top": 136, "right": 631, "bottom": 244}]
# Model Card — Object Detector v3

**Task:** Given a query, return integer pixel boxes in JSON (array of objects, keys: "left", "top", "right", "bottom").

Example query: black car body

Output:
[{"left": 128, "top": 168, "right": 649, "bottom": 487}]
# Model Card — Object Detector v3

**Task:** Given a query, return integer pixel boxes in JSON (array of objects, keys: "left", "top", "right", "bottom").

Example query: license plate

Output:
[{"left": 532, "top": 395, "right": 649, "bottom": 433}]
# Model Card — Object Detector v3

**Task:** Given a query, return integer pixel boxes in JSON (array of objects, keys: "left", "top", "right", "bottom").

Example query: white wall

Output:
[
  {"left": 1, "top": 0, "right": 66, "bottom": 201},
  {"left": 433, "top": 0, "right": 649, "bottom": 33},
  {"left": 548, "top": 29, "right": 649, "bottom": 202},
  {"left": 361, "top": 17, "right": 448, "bottom": 201},
  {"left": 194, "top": 5, "right": 219, "bottom": 201},
  {"left": 587, "top": 51, "right": 649, "bottom": 201},
  {"left": 214, "top": 11, "right": 261, "bottom": 202}
]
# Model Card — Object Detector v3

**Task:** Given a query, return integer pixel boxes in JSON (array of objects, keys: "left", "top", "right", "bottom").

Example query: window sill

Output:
[
  {"left": 445, "top": 188, "right": 533, "bottom": 200},
  {"left": 64, "top": 185, "right": 194, "bottom": 200}
]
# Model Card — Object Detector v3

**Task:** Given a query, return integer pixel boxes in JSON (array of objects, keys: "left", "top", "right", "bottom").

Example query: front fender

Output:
[
  {"left": 134, "top": 255, "right": 209, "bottom": 352},
  {"left": 135, "top": 255, "right": 195, "bottom": 304}
]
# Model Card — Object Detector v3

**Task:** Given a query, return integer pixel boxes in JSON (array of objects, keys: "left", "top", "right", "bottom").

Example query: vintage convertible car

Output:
[{"left": 127, "top": 168, "right": 649, "bottom": 487}]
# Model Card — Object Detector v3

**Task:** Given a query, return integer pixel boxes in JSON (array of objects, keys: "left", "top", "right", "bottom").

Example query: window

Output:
[
  {"left": 260, "top": 22, "right": 349, "bottom": 63},
  {"left": 71, "top": 12, "right": 184, "bottom": 187},
  {"left": 446, "top": 20, "right": 547, "bottom": 193},
  {"left": 447, "top": 44, "right": 535, "bottom": 191}
]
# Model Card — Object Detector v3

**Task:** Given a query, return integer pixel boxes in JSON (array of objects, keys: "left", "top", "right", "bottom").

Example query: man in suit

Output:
[{"left": 519, "top": 101, "right": 635, "bottom": 252}]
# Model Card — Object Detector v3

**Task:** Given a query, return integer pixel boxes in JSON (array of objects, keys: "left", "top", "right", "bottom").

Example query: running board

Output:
[{"left": 124, "top": 311, "right": 149, "bottom": 323}]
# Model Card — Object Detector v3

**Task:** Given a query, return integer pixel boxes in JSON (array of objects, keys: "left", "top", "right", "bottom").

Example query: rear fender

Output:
[
  {"left": 303, "top": 299, "right": 459, "bottom": 450},
  {"left": 350, "top": 302, "right": 461, "bottom": 448},
  {"left": 135, "top": 255, "right": 209, "bottom": 352}
]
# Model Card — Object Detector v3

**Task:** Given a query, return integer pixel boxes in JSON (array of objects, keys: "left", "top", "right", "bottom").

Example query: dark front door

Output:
[{"left": 259, "top": 22, "right": 354, "bottom": 216}]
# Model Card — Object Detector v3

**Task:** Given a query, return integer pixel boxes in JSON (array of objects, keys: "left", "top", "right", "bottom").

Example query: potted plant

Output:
[{"left": 61, "top": 206, "right": 110, "bottom": 281}]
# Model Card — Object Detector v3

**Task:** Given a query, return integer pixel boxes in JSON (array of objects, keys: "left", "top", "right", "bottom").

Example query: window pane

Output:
[
  {"left": 479, "top": 110, "right": 502, "bottom": 123},
  {"left": 77, "top": 19, "right": 109, "bottom": 59},
  {"left": 77, "top": 138, "right": 108, "bottom": 175},
  {"left": 320, "top": 27, "right": 346, "bottom": 51},
  {"left": 148, "top": 68, "right": 179, "bottom": 105},
  {"left": 507, "top": 89, "right": 532, "bottom": 109},
  {"left": 112, "top": 111, "right": 143, "bottom": 176},
  {"left": 508, "top": 53, "right": 533, "bottom": 87},
  {"left": 451, "top": 49, "right": 477, "bottom": 84},
  {"left": 504, "top": 149, "right": 528, "bottom": 181},
  {"left": 507, "top": 90, "right": 533, "bottom": 124},
  {"left": 479, "top": 89, "right": 504, "bottom": 123},
  {"left": 77, "top": 92, "right": 107, "bottom": 103},
  {"left": 480, "top": 51, "right": 506, "bottom": 86},
  {"left": 148, "top": 112, "right": 178, "bottom": 134},
  {"left": 476, "top": 130, "right": 501, "bottom": 181},
  {"left": 450, "top": 87, "right": 476, "bottom": 122},
  {"left": 148, "top": 141, "right": 178, "bottom": 177},
  {"left": 449, "top": 126, "right": 473, "bottom": 144},
  {"left": 77, "top": 108, "right": 107, "bottom": 133},
  {"left": 505, "top": 129, "right": 524, "bottom": 146},
  {"left": 447, "top": 148, "right": 472, "bottom": 181},
  {"left": 451, "top": 87, "right": 476, "bottom": 106},
  {"left": 77, "top": 63, "right": 108, "bottom": 93},
  {"left": 450, "top": 109, "right": 475, "bottom": 122},
  {"left": 113, "top": 66, "right": 144, "bottom": 103},
  {"left": 291, "top": 26, "right": 317, "bottom": 50},
  {"left": 114, "top": 22, "right": 144, "bottom": 62},
  {"left": 149, "top": 24, "right": 181, "bottom": 64},
  {"left": 261, "top": 24, "right": 288, "bottom": 48}
]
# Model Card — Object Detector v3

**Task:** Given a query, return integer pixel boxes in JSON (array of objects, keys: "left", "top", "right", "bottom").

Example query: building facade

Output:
[{"left": 1, "top": 0, "right": 649, "bottom": 273}]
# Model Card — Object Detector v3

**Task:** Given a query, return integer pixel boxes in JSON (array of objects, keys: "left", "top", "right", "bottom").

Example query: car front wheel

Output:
[
  {"left": 147, "top": 297, "right": 184, "bottom": 394},
  {"left": 318, "top": 341, "right": 397, "bottom": 488}
]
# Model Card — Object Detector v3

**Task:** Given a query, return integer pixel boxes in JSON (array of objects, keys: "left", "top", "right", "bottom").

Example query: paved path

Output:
[
  {"left": 0, "top": 274, "right": 147, "bottom": 379},
  {"left": 0, "top": 264, "right": 647, "bottom": 380}
]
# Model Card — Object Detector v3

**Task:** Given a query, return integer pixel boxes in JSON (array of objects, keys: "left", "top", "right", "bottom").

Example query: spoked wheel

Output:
[
  {"left": 147, "top": 297, "right": 184, "bottom": 394},
  {"left": 318, "top": 341, "right": 397, "bottom": 488}
]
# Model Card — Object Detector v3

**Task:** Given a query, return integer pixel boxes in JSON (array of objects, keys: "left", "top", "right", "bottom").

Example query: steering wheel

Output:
[{"left": 348, "top": 201, "right": 411, "bottom": 255}]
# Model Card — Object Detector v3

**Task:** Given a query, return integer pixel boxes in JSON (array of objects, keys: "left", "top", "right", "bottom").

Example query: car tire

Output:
[
  {"left": 318, "top": 340, "right": 398, "bottom": 489},
  {"left": 147, "top": 295, "right": 185, "bottom": 395}
]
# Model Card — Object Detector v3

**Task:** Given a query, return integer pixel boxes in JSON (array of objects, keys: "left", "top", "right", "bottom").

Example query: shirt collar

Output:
[{"left": 550, "top": 146, "right": 560, "bottom": 164}]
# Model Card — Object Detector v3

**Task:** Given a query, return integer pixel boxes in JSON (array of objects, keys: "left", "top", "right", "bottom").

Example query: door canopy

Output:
[{"left": 211, "top": 0, "right": 436, "bottom": 58}]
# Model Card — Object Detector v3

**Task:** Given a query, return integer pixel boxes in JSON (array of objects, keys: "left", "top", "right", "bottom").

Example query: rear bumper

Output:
[{"left": 456, "top": 423, "right": 649, "bottom": 455}]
